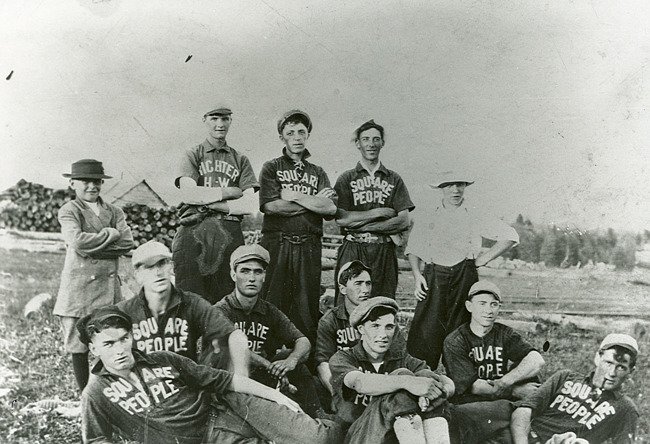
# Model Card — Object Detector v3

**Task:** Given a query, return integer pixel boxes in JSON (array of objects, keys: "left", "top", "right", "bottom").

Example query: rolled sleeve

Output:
[{"left": 478, "top": 213, "right": 519, "bottom": 245}]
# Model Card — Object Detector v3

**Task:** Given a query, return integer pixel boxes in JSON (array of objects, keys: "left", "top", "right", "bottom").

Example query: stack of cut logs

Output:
[{"left": 0, "top": 180, "right": 73, "bottom": 232}]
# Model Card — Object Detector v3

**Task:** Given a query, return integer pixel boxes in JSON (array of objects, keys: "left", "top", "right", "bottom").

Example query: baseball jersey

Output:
[
  {"left": 334, "top": 162, "right": 414, "bottom": 233},
  {"left": 176, "top": 139, "right": 259, "bottom": 191},
  {"left": 117, "top": 287, "right": 235, "bottom": 361},
  {"left": 515, "top": 369, "right": 638, "bottom": 444},
  {"left": 259, "top": 149, "right": 335, "bottom": 234},
  {"left": 443, "top": 322, "right": 537, "bottom": 399},
  {"left": 82, "top": 350, "right": 233, "bottom": 444},
  {"left": 315, "top": 304, "right": 406, "bottom": 366},
  {"left": 214, "top": 292, "right": 305, "bottom": 359},
  {"left": 329, "top": 342, "right": 431, "bottom": 425}
]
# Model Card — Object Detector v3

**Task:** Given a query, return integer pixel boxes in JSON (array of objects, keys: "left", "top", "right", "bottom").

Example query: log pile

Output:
[
  {"left": 0, "top": 180, "right": 263, "bottom": 249},
  {"left": 0, "top": 180, "right": 73, "bottom": 232},
  {"left": 121, "top": 204, "right": 179, "bottom": 248}
]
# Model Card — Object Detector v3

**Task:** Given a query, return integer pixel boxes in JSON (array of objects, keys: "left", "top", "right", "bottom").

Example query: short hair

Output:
[
  {"left": 363, "top": 306, "right": 396, "bottom": 324},
  {"left": 599, "top": 344, "right": 637, "bottom": 368},
  {"left": 80, "top": 314, "right": 132, "bottom": 346},
  {"left": 280, "top": 116, "right": 311, "bottom": 134},
  {"left": 338, "top": 262, "right": 370, "bottom": 286},
  {"left": 354, "top": 121, "right": 385, "bottom": 142}
]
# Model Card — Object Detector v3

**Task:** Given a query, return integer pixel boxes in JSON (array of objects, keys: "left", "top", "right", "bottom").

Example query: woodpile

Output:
[
  {"left": 121, "top": 204, "right": 179, "bottom": 248},
  {"left": 0, "top": 180, "right": 73, "bottom": 232}
]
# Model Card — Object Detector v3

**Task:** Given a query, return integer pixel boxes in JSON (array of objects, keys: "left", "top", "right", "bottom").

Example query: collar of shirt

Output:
[
  {"left": 137, "top": 285, "right": 182, "bottom": 317},
  {"left": 204, "top": 138, "right": 232, "bottom": 153},
  {"left": 75, "top": 196, "right": 105, "bottom": 208},
  {"left": 92, "top": 349, "right": 156, "bottom": 376},
  {"left": 355, "top": 161, "right": 388, "bottom": 177},
  {"left": 225, "top": 291, "right": 267, "bottom": 315},
  {"left": 282, "top": 147, "right": 311, "bottom": 162},
  {"left": 334, "top": 303, "right": 349, "bottom": 321},
  {"left": 350, "top": 340, "right": 406, "bottom": 365}
]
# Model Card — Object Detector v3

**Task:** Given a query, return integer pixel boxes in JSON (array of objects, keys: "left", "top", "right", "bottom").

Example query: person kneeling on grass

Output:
[
  {"left": 511, "top": 333, "right": 639, "bottom": 444},
  {"left": 329, "top": 297, "right": 454, "bottom": 444},
  {"left": 78, "top": 306, "right": 342, "bottom": 444}
]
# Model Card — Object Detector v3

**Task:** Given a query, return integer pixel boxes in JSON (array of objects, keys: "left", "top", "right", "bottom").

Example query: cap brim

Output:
[
  {"left": 600, "top": 342, "right": 638, "bottom": 355},
  {"left": 232, "top": 254, "right": 269, "bottom": 268},
  {"left": 133, "top": 253, "right": 172, "bottom": 268},
  {"left": 429, "top": 181, "right": 474, "bottom": 189},
  {"left": 63, "top": 173, "right": 112, "bottom": 179}
]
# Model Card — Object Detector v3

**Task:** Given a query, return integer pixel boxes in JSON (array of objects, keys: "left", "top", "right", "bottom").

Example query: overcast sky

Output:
[{"left": 1, "top": 0, "right": 648, "bottom": 231}]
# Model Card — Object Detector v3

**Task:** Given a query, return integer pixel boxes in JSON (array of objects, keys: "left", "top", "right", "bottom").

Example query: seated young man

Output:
[
  {"left": 78, "top": 306, "right": 342, "bottom": 444},
  {"left": 316, "top": 260, "right": 407, "bottom": 403},
  {"left": 443, "top": 280, "right": 545, "bottom": 404},
  {"left": 208, "top": 243, "right": 322, "bottom": 417},
  {"left": 330, "top": 297, "right": 454, "bottom": 444},
  {"left": 511, "top": 333, "right": 639, "bottom": 444},
  {"left": 117, "top": 241, "right": 248, "bottom": 375}
]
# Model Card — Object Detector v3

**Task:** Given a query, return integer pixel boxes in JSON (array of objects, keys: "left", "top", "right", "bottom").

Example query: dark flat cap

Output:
[{"left": 350, "top": 296, "right": 399, "bottom": 328}]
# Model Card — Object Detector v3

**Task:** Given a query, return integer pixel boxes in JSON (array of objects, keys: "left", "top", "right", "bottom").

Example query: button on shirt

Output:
[{"left": 406, "top": 200, "right": 519, "bottom": 266}]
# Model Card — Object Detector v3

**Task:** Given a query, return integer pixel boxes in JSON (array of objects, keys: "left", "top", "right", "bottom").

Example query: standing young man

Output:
[
  {"left": 117, "top": 241, "right": 249, "bottom": 375},
  {"left": 334, "top": 120, "right": 414, "bottom": 300},
  {"left": 211, "top": 244, "right": 322, "bottom": 417},
  {"left": 406, "top": 171, "right": 518, "bottom": 369},
  {"left": 173, "top": 105, "right": 259, "bottom": 304},
  {"left": 511, "top": 334, "right": 639, "bottom": 444},
  {"left": 54, "top": 159, "right": 134, "bottom": 391},
  {"left": 443, "top": 280, "right": 544, "bottom": 404},
  {"left": 78, "top": 306, "right": 342, "bottom": 444},
  {"left": 259, "top": 109, "right": 337, "bottom": 343},
  {"left": 329, "top": 297, "right": 454, "bottom": 444}
]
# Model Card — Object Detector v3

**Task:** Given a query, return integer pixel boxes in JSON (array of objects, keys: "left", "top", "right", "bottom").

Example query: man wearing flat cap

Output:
[
  {"left": 334, "top": 120, "right": 414, "bottom": 301},
  {"left": 444, "top": 280, "right": 544, "bottom": 404},
  {"left": 405, "top": 171, "right": 519, "bottom": 370},
  {"left": 330, "top": 297, "right": 455, "bottom": 443},
  {"left": 172, "top": 106, "right": 259, "bottom": 304},
  {"left": 207, "top": 244, "right": 323, "bottom": 417},
  {"left": 258, "top": 109, "right": 337, "bottom": 344},
  {"left": 77, "top": 306, "right": 342, "bottom": 444},
  {"left": 54, "top": 159, "right": 134, "bottom": 392},
  {"left": 117, "top": 241, "right": 249, "bottom": 376},
  {"left": 511, "top": 333, "right": 640, "bottom": 444}
]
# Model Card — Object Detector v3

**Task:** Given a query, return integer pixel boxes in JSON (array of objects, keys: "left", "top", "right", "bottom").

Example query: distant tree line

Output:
[{"left": 501, "top": 214, "right": 646, "bottom": 271}]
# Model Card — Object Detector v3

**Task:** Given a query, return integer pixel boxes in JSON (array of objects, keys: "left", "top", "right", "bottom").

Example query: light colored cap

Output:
[
  {"left": 429, "top": 170, "right": 475, "bottom": 189},
  {"left": 204, "top": 106, "right": 232, "bottom": 117},
  {"left": 132, "top": 241, "right": 172, "bottom": 268},
  {"left": 468, "top": 280, "right": 502, "bottom": 302},
  {"left": 599, "top": 333, "right": 639, "bottom": 357},
  {"left": 230, "top": 244, "right": 270, "bottom": 269},
  {"left": 350, "top": 296, "right": 399, "bottom": 328},
  {"left": 337, "top": 260, "right": 371, "bottom": 285}
]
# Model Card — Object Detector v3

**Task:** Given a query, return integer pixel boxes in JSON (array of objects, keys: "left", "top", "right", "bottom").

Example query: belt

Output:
[
  {"left": 281, "top": 233, "right": 318, "bottom": 244},
  {"left": 345, "top": 232, "right": 392, "bottom": 244}
]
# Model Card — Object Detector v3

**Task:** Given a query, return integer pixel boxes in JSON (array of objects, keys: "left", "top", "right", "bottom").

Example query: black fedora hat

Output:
[{"left": 62, "top": 159, "right": 112, "bottom": 180}]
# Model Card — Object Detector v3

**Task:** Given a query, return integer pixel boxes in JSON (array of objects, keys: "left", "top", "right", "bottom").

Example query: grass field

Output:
[{"left": 0, "top": 248, "right": 648, "bottom": 443}]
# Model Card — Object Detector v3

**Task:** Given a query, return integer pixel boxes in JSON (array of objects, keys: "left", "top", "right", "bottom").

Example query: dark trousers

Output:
[
  {"left": 334, "top": 239, "right": 398, "bottom": 304},
  {"left": 449, "top": 399, "right": 513, "bottom": 444},
  {"left": 407, "top": 259, "right": 478, "bottom": 369},
  {"left": 251, "top": 350, "right": 322, "bottom": 418},
  {"left": 172, "top": 218, "right": 243, "bottom": 304},
  {"left": 260, "top": 232, "right": 322, "bottom": 344}
]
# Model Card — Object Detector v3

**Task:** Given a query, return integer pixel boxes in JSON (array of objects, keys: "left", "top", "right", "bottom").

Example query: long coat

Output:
[{"left": 53, "top": 197, "right": 134, "bottom": 318}]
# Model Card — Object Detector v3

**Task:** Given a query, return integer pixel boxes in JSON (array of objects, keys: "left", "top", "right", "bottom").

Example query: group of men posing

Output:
[{"left": 53, "top": 107, "right": 640, "bottom": 443}]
